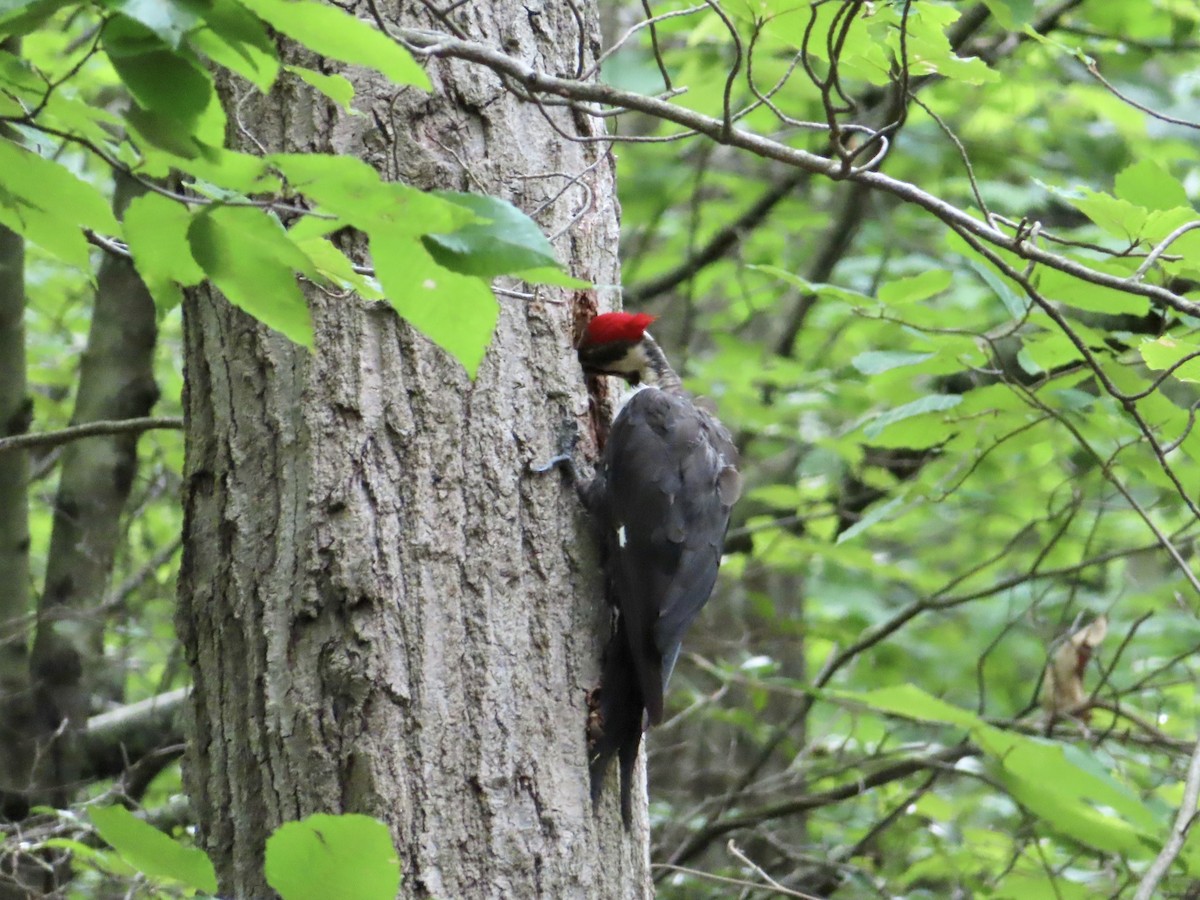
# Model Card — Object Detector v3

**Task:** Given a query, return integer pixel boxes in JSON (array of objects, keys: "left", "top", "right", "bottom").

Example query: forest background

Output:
[{"left": 1, "top": 0, "right": 1199, "bottom": 897}]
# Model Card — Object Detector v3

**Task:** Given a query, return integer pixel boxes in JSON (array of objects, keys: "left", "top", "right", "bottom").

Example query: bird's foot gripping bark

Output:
[
  {"left": 529, "top": 420, "right": 582, "bottom": 486},
  {"left": 529, "top": 453, "right": 577, "bottom": 479}
]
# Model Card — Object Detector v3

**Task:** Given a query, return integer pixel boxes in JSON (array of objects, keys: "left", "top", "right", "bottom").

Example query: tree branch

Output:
[
  {"left": 80, "top": 688, "right": 189, "bottom": 784},
  {"left": 1133, "top": 735, "right": 1200, "bottom": 900},
  {"left": 397, "top": 28, "right": 1197, "bottom": 318},
  {"left": 665, "top": 744, "right": 977, "bottom": 870},
  {"left": 625, "top": 169, "right": 808, "bottom": 304},
  {"left": 0, "top": 417, "right": 183, "bottom": 454},
  {"left": 776, "top": 178, "right": 872, "bottom": 357}
]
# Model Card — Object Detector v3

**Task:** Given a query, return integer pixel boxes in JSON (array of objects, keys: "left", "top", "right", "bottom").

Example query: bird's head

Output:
[{"left": 576, "top": 312, "right": 661, "bottom": 386}]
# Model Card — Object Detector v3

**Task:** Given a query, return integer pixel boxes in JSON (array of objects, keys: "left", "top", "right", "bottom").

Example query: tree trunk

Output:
[
  {"left": 0, "top": 218, "right": 34, "bottom": 834},
  {"left": 0, "top": 34, "right": 34, "bottom": 839},
  {"left": 177, "top": 2, "right": 648, "bottom": 897},
  {"left": 29, "top": 173, "right": 159, "bottom": 810}
]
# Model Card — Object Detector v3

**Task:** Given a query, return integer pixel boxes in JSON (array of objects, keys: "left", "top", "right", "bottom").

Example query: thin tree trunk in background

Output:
[
  {"left": 177, "top": 1, "right": 648, "bottom": 897},
  {"left": 0, "top": 220, "right": 34, "bottom": 841},
  {"left": 0, "top": 39, "right": 42, "bottom": 893},
  {"left": 0, "top": 31, "right": 35, "bottom": 848},
  {"left": 29, "top": 172, "right": 159, "bottom": 810}
]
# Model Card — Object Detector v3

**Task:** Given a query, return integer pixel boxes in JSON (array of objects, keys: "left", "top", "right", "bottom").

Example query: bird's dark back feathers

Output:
[
  {"left": 585, "top": 386, "right": 739, "bottom": 825},
  {"left": 598, "top": 387, "right": 739, "bottom": 721}
]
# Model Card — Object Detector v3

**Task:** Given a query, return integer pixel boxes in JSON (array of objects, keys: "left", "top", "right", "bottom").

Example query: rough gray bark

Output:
[
  {"left": 0, "top": 35, "right": 34, "bottom": 839},
  {"left": 177, "top": 1, "right": 649, "bottom": 897},
  {"left": 0, "top": 219, "right": 34, "bottom": 833},
  {"left": 29, "top": 172, "right": 159, "bottom": 803}
]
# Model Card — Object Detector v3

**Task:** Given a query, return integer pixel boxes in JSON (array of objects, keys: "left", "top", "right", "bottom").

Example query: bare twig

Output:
[
  {"left": 0, "top": 417, "right": 184, "bottom": 454},
  {"left": 583, "top": 5, "right": 706, "bottom": 81},
  {"left": 652, "top": 862, "right": 816, "bottom": 897},
  {"left": 727, "top": 840, "right": 823, "bottom": 899},
  {"left": 702, "top": 0, "right": 742, "bottom": 140},
  {"left": 1133, "top": 735, "right": 1200, "bottom": 900},
  {"left": 909, "top": 92, "right": 992, "bottom": 226},
  {"left": 96, "top": 537, "right": 184, "bottom": 617},
  {"left": 627, "top": 170, "right": 808, "bottom": 304},
  {"left": 666, "top": 744, "right": 977, "bottom": 869},
  {"left": 1131, "top": 220, "right": 1200, "bottom": 281},
  {"left": 1087, "top": 61, "right": 1200, "bottom": 131},
  {"left": 641, "top": 0, "right": 674, "bottom": 90}
]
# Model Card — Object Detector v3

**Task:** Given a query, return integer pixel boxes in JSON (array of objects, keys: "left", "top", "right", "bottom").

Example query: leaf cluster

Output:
[{"left": 1, "top": 0, "right": 582, "bottom": 376}]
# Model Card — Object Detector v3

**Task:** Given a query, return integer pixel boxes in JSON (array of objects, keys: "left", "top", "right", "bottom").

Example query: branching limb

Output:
[
  {"left": 664, "top": 744, "right": 977, "bottom": 869},
  {"left": 396, "top": 27, "right": 1197, "bottom": 318}
]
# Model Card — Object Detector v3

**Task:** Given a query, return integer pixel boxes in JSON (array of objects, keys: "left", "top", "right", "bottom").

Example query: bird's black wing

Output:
[
  {"left": 601, "top": 389, "right": 740, "bottom": 725},
  {"left": 653, "top": 409, "right": 740, "bottom": 676}
]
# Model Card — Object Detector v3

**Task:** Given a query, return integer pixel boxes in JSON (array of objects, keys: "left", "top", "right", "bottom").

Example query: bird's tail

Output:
[{"left": 588, "top": 618, "right": 645, "bottom": 828}]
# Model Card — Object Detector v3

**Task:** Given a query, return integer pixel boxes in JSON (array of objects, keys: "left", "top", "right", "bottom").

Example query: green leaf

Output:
[
  {"left": 1015, "top": 330, "right": 1083, "bottom": 375},
  {"left": 0, "top": 0, "right": 68, "bottom": 36},
  {"left": 100, "top": 0, "right": 200, "bottom": 49},
  {"left": 372, "top": 234, "right": 499, "bottom": 378},
  {"left": 124, "top": 193, "right": 205, "bottom": 313},
  {"left": 238, "top": 0, "right": 430, "bottom": 89},
  {"left": 1140, "top": 336, "right": 1200, "bottom": 383},
  {"left": 0, "top": 136, "right": 118, "bottom": 267},
  {"left": 0, "top": 137, "right": 118, "bottom": 232},
  {"left": 40, "top": 91, "right": 124, "bottom": 154},
  {"left": 90, "top": 805, "right": 218, "bottom": 893},
  {"left": 133, "top": 138, "right": 275, "bottom": 193},
  {"left": 900, "top": 4, "right": 999, "bottom": 85},
  {"left": 835, "top": 684, "right": 983, "bottom": 730},
  {"left": 294, "top": 234, "right": 383, "bottom": 300},
  {"left": 841, "top": 684, "right": 1159, "bottom": 857},
  {"left": 264, "top": 814, "right": 400, "bottom": 900},
  {"left": 0, "top": 187, "right": 88, "bottom": 268},
  {"left": 968, "top": 259, "right": 1028, "bottom": 319},
  {"left": 851, "top": 350, "right": 936, "bottom": 375},
  {"left": 992, "top": 743, "right": 1159, "bottom": 856},
  {"left": 991, "top": 873, "right": 1096, "bottom": 900},
  {"left": 125, "top": 104, "right": 204, "bottom": 159},
  {"left": 188, "top": 206, "right": 316, "bottom": 347},
  {"left": 792, "top": 0, "right": 892, "bottom": 84},
  {"left": 0, "top": 48, "right": 42, "bottom": 93},
  {"left": 269, "top": 154, "right": 468, "bottom": 235},
  {"left": 863, "top": 394, "right": 961, "bottom": 439},
  {"left": 286, "top": 64, "right": 355, "bottom": 110},
  {"left": 1036, "top": 266, "right": 1147, "bottom": 316},
  {"left": 423, "top": 192, "right": 572, "bottom": 280},
  {"left": 188, "top": 0, "right": 279, "bottom": 91},
  {"left": 878, "top": 269, "right": 952, "bottom": 305},
  {"left": 104, "top": 18, "right": 213, "bottom": 126},
  {"left": 978, "top": 0, "right": 1034, "bottom": 29},
  {"left": 750, "top": 265, "right": 877, "bottom": 306},
  {"left": 40, "top": 837, "right": 124, "bottom": 869},
  {"left": 1049, "top": 184, "right": 1148, "bottom": 241},
  {"left": 836, "top": 495, "right": 907, "bottom": 543},
  {"left": 124, "top": 193, "right": 204, "bottom": 285},
  {"left": 1114, "top": 159, "right": 1190, "bottom": 212}
]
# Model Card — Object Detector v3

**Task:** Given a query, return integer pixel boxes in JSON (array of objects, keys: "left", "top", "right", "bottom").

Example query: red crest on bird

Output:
[{"left": 580, "top": 312, "right": 656, "bottom": 348}]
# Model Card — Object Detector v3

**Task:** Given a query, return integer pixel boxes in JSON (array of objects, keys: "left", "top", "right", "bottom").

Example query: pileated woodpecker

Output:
[{"left": 542, "top": 311, "right": 741, "bottom": 824}]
